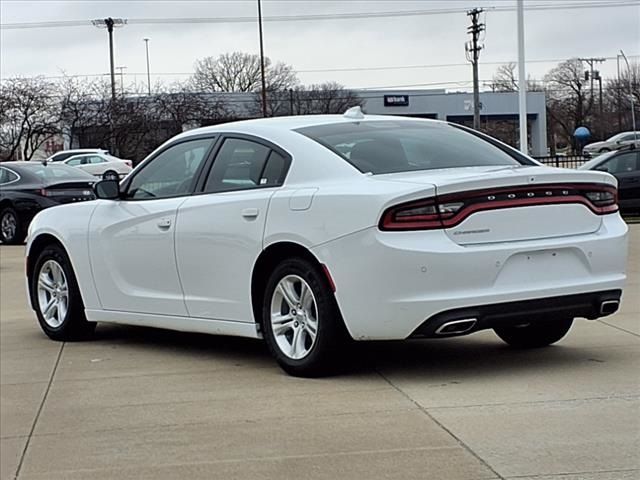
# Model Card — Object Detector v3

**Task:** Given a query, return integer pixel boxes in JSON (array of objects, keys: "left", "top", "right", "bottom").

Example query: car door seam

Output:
[{"left": 174, "top": 196, "right": 193, "bottom": 317}]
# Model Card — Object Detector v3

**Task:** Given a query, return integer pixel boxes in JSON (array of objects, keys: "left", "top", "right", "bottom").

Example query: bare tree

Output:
[
  {"left": 255, "top": 82, "right": 361, "bottom": 117},
  {"left": 192, "top": 52, "right": 298, "bottom": 93},
  {"left": 544, "top": 58, "right": 593, "bottom": 149},
  {"left": 153, "top": 81, "right": 229, "bottom": 130},
  {"left": 605, "top": 60, "right": 640, "bottom": 132},
  {"left": 291, "top": 82, "right": 362, "bottom": 115},
  {"left": 490, "top": 62, "right": 544, "bottom": 93},
  {"left": 0, "top": 77, "right": 61, "bottom": 161}
]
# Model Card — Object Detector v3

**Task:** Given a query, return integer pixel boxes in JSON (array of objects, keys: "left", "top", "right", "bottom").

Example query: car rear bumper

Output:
[
  {"left": 312, "top": 213, "right": 628, "bottom": 340},
  {"left": 410, "top": 289, "right": 621, "bottom": 338}
]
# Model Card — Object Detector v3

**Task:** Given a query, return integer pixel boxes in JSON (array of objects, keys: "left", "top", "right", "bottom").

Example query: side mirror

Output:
[{"left": 94, "top": 179, "right": 121, "bottom": 200}]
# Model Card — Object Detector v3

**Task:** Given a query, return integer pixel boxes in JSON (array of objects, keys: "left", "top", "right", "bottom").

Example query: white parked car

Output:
[
  {"left": 63, "top": 153, "right": 133, "bottom": 179},
  {"left": 44, "top": 149, "right": 109, "bottom": 163},
  {"left": 583, "top": 131, "right": 640, "bottom": 158},
  {"left": 25, "top": 110, "right": 628, "bottom": 376}
]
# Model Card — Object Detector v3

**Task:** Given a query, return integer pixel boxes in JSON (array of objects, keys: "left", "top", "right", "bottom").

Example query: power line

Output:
[
  {"left": 12, "top": 54, "right": 639, "bottom": 81},
  {"left": 2, "top": 1, "right": 638, "bottom": 30}
]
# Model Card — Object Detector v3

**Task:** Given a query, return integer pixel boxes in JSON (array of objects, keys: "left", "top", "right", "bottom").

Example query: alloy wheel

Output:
[
  {"left": 37, "top": 260, "right": 69, "bottom": 328},
  {"left": 1, "top": 211, "right": 16, "bottom": 241},
  {"left": 270, "top": 275, "right": 319, "bottom": 360}
]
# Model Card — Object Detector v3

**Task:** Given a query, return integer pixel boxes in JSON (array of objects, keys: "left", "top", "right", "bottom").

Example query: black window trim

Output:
[
  {"left": 119, "top": 133, "right": 219, "bottom": 201},
  {"left": 194, "top": 132, "right": 293, "bottom": 195}
]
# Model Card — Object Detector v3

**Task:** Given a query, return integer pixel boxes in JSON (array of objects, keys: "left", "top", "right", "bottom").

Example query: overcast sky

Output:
[{"left": 1, "top": 0, "right": 638, "bottom": 91}]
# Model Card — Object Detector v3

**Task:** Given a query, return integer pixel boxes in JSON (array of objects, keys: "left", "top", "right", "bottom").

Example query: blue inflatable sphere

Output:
[{"left": 573, "top": 126, "right": 591, "bottom": 140}]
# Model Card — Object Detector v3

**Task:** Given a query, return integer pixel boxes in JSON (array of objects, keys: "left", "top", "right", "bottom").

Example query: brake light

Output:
[
  {"left": 380, "top": 198, "right": 443, "bottom": 230},
  {"left": 379, "top": 183, "right": 618, "bottom": 231}
]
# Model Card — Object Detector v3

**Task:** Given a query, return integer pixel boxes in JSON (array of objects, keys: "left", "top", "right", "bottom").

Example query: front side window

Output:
[
  {"left": 126, "top": 138, "right": 214, "bottom": 200},
  {"left": 50, "top": 152, "right": 74, "bottom": 162},
  {"left": 297, "top": 121, "right": 524, "bottom": 175},
  {"left": 204, "top": 138, "right": 276, "bottom": 193}
]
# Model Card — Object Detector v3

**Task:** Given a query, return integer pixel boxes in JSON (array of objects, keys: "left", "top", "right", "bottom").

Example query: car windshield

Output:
[
  {"left": 296, "top": 120, "right": 523, "bottom": 174},
  {"left": 18, "top": 163, "right": 95, "bottom": 181}
]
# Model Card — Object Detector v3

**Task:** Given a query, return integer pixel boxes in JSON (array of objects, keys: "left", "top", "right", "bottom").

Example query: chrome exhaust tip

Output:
[
  {"left": 600, "top": 300, "right": 619, "bottom": 315},
  {"left": 435, "top": 318, "right": 477, "bottom": 335}
]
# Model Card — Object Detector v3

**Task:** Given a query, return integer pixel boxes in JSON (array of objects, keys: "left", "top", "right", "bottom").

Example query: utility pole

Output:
[
  {"left": 289, "top": 88, "right": 294, "bottom": 115},
  {"left": 620, "top": 50, "right": 637, "bottom": 142},
  {"left": 617, "top": 54, "right": 623, "bottom": 130},
  {"left": 579, "top": 57, "right": 606, "bottom": 110},
  {"left": 92, "top": 17, "right": 126, "bottom": 101},
  {"left": 116, "top": 66, "right": 127, "bottom": 93},
  {"left": 92, "top": 17, "right": 126, "bottom": 155},
  {"left": 595, "top": 70, "right": 603, "bottom": 116},
  {"left": 257, "top": 0, "right": 267, "bottom": 117},
  {"left": 466, "top": 8, "right": 484, "bottom": 130},
  {"left": 143, "top": 38, "right": 151, "bottom": 96}
]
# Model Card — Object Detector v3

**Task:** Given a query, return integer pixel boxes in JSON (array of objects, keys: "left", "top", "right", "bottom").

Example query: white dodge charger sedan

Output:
[{"left": 25, "top": 109, "right": 628, "bottom": 376}]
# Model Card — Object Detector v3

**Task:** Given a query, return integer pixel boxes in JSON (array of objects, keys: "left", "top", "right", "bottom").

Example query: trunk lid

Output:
[
  {"left": 42, "top": 181, "right": 96, "bottom": 204},
  {"left": 375, "top": 166, "right": 616, "bottom": 245}
]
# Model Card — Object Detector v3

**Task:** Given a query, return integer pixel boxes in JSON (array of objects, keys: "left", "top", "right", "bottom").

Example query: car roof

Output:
[
  {"left": 173, "top": 114, "right": 443, "bottom": 140},
  {"left": 53, "top": 148, "right": 107, "bottom": 154}
]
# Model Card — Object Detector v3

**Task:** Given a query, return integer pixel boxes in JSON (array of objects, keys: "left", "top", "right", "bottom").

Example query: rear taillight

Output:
[
  {"left": 379, "top": 183, "right": 618, "bottom": 231},
  {"left": 380, "top": 198, "right": 442, "bottom": 230}
]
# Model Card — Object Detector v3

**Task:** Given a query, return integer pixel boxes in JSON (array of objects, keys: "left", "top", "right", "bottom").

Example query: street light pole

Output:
[
  {"left": 517, "top": 0, "right": 528, "bottom": 155},
  {"left": 257, "top": 0, "right": 267, "bottom": 117},
  {"left": 143, "top": 38, "right": 151, "bottom": 95},
  {"left": 619, "top": 50, "right": 637, "bottom": 141},
  {"left": 617, "top": 54, "right": 622, "bottom": 130}
]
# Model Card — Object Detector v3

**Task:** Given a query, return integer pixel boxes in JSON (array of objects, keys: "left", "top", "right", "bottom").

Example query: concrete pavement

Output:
[{"left": 1, "top": 227, "right": 639, "bottom": 479}]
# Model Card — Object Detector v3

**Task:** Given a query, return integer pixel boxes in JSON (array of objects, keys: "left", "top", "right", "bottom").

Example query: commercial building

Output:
[{"left": 359, "top": 89, "right": 547, "bottom": 156}]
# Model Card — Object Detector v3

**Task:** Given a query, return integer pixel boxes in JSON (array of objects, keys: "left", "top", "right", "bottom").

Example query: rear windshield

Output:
[
  {"left": 296, "top": 120, "right": 524, "bottom": 174},
  {"left": 18, "top": 164, "right": 95, "bottom": 181}
]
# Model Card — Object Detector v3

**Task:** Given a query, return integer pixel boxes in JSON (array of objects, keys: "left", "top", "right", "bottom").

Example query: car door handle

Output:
[
  {"left": 241, "top": 208, "right": 259, "bottom": 219},
  {"left": 157, "top": 218, "right": 172, "bottom": 229}
]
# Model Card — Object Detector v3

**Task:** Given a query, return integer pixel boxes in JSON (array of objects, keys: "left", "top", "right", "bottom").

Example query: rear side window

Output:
[
  {"left": 0, "top": 167, "right": 19, "bottom": 185},
  {"left": 204, "top": 138, "right": 288, "bottom": 193},
  {"left": 599, "top": 152, "right": 639, "bottom": 174},
  {"left": 296, "top": 121, "right": 523, "bottom": 174}
]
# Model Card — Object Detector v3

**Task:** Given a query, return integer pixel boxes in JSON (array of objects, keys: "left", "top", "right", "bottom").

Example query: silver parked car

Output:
[{"left": 583, "top": 131, "right": 640, "bottom": 158}]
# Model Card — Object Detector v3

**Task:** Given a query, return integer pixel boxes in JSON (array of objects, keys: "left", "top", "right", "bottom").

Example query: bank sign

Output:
[{"left": 383, "top": 94, "right": 409, "bottom": 107}]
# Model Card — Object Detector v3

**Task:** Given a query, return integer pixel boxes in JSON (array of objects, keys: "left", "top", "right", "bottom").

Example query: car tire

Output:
[
  {"left": 30, "top": 244, "right": 96, "bottom": 341},
  {"left": 102, "top": 170, "right": 119, "bottom": 181},
  {"left": 599, "top": 148, "right": 610, "bottom": 153},
  {"left": 262, "top": 257, "right": 348, "bottom": 377},
  {"left": 494, "top": 318, "right": 573, "bottom": 348},
  {"left": 0, "top": 206, "right": 25, "bottom": 244}
]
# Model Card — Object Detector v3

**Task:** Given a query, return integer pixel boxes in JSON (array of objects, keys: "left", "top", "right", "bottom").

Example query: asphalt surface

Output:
[{"left": 1, "top": 227, "right": 639, "bottom": 480}]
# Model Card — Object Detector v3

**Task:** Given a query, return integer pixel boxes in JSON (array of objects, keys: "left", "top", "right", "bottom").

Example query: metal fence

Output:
[{"left": 532, "top": 155, "right": 587, "bottom": 169}]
